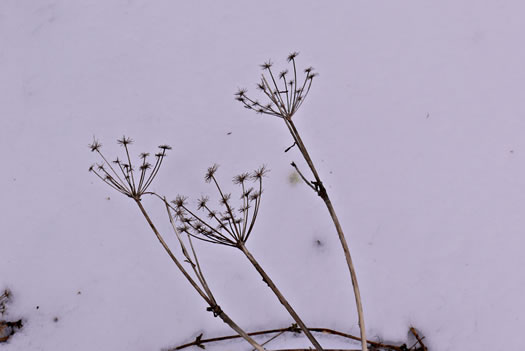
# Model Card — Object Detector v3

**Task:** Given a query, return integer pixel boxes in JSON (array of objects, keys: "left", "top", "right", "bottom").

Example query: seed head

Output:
[
  {"left": 249, "top": 191, "right": 261, "bottom": 202},
  {"left": 251, "top": 165, "right": 269, "bottom": 180},
  {"left": 89, "top": 139, "right": 102, "bottom": 152},
  {"left": 233, "top": 173, "right": 250, "bottom": 185},
  {"left": 117, "top": 136, "right": 133, "bottom": 146},
  {"left": 308, "top": 72, "right": 319, "bottom": 80},
  {"left": 158, "top": 145, "right": 172, "bottom": 150},
  {"left": 287, "top": 52, "right": 299, "bottom": 62},
  {"left": 172, "top": 195, "right": 188, "bottom": 209},
  {"left": 177, "top": 225, "right": 189, "bottom": 234},
  {"left": 197, "top": 196, "right": 209, "bottom": 210},
  {"left": 260, "top": 60, "right": 273, "bottom": 70},
  {"left": 140, "top": 163, "right": 152, "bottom": 171},
  {"left": 205, "top": 164, "right": 219, "bottom": 183},
  {"left": 235, "top": 88, "right": 247, "bottom": 97}
]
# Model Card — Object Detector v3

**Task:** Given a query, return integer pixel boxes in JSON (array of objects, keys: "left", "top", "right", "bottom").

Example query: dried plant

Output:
[
  {"left": 235, "top": 52, "right": 368, "bottom": 351},
  {"left": 87, "top": 53, "right": 427, "bottom": 351},
  {"left": 88, "top": 138, "right": 265, "bottom": 351},
  {"left": 169, "top": 165, "right": 324, "bottom": 351}
]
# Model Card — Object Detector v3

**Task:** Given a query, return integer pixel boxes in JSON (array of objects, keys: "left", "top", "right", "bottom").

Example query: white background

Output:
[{"left": 1, "top": 1, "right": 524, "bottom": 350}]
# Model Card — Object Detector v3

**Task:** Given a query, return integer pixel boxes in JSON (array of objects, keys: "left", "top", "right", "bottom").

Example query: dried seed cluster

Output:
[
  {"left": 235, "top": 52, "right": 317, "bottom": 120},
  {"left": 169, "top": 165, "right": 268, "bottom": 247},
  {"left": 88, "top": 137, "right": 171, "bottom": 199}
]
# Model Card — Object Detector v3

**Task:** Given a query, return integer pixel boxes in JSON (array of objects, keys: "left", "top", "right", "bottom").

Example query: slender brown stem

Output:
[
  {"left": 286, "top": 120, "right": 368, "bottom": 351},
  {"left": 133, "top": 199, "right": 266, "bottom": 351},
  {"left": 238, "top": 243, "right": 324, "bottom": 351},
  {"left": 173, "top": 325, "right": 405, "bottom": 351}
]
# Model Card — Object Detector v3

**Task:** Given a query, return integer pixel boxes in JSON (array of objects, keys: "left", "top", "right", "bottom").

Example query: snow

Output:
[{"left": 1, "top": 1, "right": 525, "bottom": 350}]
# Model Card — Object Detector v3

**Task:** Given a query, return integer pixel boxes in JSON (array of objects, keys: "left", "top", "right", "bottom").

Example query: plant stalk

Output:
[
  {"left": 286, "top": 120, "right": 368, "bottom": 351},
  {"left": 134, "top": 199, "right": 266, "bottom": 351},
  {"left": 238, "top": 242, "right": 324, "bottom": 351}
]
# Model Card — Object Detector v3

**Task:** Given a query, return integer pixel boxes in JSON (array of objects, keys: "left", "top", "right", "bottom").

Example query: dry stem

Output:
[
  {"left": 286, "top": 119, "right": 368, "bottom": 351},
  {"left": 238, "top": 243, "right": 324, "bottom": 351},
  {"left": 173, "top": 324, "right": 408, "bottom": 351},
  {"left": 134, "top": 199, "right": 266, "bottom": 351}
]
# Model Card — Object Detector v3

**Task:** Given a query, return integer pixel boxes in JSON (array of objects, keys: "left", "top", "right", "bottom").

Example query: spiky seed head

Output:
[
  {"left": 177, "top": 225, "right": 189, "bottom": 233},
  {"left": 155, "top": 152, "right": 164, "bottom": 158},
  {"left": 139, "top": 152, "right": 150, "bottom": 159},
  {"left": 207, "top": 210, "right": 217, "bottom": 219},
  {"left": 257, "top": 108, "right": 264, "bottom": 114},
  {"left": 158, "top": 144, "right": 172, "bottom": 150},
  {"left": 97, "top": 164, "right": 105, "bottom": 171},
  {"left": 173, "top": 195, "right": 188, "bottom": 208},
  {"left": 117, "top": 136, "right": 133, "bottom": 146},
  {"left": 279, "top": 70, "right": 288, "bottom": 79},
  {"left": 249, "top": 191, "right": 260, "bottom": 202},
  {"left": 236, "top": 96, "right": 245, "bottom": 102},
  {"left": 204, "top": 164, "right": 219, "bottom": 183},
  {"left": 256, "top": 83, "right": 265, "bottom": 91},
  {"left": 89, "top": 140, "right": 102, "bottom": 152},
  {"left": 287, "top": 52, "right": 299, "bottom": 62},
  {"left": 174, "top": 208, "right": 186, "bottom": 219},
  {"left": 260, "top": 60, "right": 273, "bottom": 70},
  {"left": 139, "top": 163, "right": 152, "bottom": 171},
  {"left": 242, "top": 187, "right": 254, "bottom": 198},
  {"left": 308, "top": 72, "right": 318, "bottom": 80},
  {"left": 304, "top": 67, "right": 314, "bottom": 74},
  {"left": 233, "top": 173, "right": 250, "bottom": 185},
  {"left": 197, "top": 196, "right": 209, "bottom": 210},
  {"left": 88, "top": 165, "right": 95, "bottom": 172},
  {"left": 235, "top": 88, "right": 247, "bottom": 97},
  {"left": 251, "top": 165, "right": 269, "bottom": 180}
]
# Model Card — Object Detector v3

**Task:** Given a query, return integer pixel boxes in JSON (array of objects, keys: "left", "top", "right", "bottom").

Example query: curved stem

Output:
[
  {"left": 286, "top": 120, "right": 368, "bottom": 351},
  {"left": 172, "top": 325, "right": 405, "bottom": 351},
  {"left": 134, "top": 199, "right": 266, "bottom": 351}
]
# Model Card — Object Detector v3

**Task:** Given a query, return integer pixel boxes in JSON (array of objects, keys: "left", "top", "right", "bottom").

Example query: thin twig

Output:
[
  {"left": 172, "top": 325, "right": 404, "bottom": 351},
  {"left": 290, "top": 161, "right": 316, "bottom": 192}
]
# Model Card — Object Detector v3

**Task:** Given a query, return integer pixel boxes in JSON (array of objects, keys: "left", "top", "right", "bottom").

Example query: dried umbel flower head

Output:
[
  {"left": 235, "top": 52, "right": 317, "bottom": 120},
  {"left": 88, "top": 137, "right": 171, "bottom": 200},
  {"left": 167, "top": 165, "right": 268, "bottom": 247}
]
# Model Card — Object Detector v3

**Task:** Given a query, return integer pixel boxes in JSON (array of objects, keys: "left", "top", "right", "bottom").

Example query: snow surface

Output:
[{"left": 1, "top": 1, "right": 525, "bottom": 350}]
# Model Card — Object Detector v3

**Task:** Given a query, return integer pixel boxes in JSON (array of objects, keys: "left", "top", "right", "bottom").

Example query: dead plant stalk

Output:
[
  {"left": 88, "top": 139, "right": 266, "bottom": 351},
  {"left": 235, "top": 53, "right": 368, "bottom": 351}
]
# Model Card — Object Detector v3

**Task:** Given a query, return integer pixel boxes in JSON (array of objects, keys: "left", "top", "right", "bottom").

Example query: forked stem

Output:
[
  {"left": 134, "top": 199, "right": 266, "bottom": 351},
  {"left": 286, "top": 120, "right": 368, "bottom": 351},
  {"left": 238, "top": 242, "right": 324, "bottom": 351}
]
